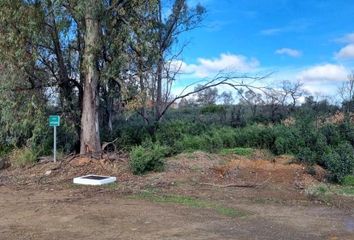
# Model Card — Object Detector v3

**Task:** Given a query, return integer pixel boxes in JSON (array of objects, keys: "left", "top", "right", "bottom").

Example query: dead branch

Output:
[{"left": 101, "top": 138, "right": 119, "bottom": 152}]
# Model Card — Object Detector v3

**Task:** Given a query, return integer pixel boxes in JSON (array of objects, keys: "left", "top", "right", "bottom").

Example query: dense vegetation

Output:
[{"left": 127, "top": 99, "right": 354, "bottom": 181}]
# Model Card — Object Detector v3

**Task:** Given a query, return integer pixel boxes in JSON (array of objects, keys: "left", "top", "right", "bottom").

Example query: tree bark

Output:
[
  {"left": 155, "top": 58, "right": 163, "bottom": 121},
  {"left": 80, "top": 0, "right": 101, "bottom": 154}
]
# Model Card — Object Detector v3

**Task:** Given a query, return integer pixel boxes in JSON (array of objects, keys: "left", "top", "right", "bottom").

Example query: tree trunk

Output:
[
  {"left": 155, "top": 58, "right": 163, "bottom": 122},
  {"left": 80, "top": 0, "right": 101, "bottom": 154}
]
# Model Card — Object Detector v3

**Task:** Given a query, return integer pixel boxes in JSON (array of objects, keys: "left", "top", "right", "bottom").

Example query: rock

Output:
[
  {"left": 0, "top": 158, "right": 4, "bottom": 169},
  {"left": 45, "top": 170, "right": 52, "bottom": 176}
]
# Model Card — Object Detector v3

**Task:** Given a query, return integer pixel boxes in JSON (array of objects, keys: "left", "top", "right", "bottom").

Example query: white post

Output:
[{"left": 54, "top": 126, "right": 57, "bottom": 163}]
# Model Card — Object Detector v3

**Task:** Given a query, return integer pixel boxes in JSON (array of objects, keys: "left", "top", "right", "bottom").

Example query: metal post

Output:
[{"left": 54, "top": 126, "right": 57, "bottom": 163}]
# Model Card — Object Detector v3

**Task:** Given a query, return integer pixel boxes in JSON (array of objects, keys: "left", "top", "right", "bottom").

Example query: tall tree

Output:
[{"left": 80, "top": 0, "right": 102, "bottom": 154}]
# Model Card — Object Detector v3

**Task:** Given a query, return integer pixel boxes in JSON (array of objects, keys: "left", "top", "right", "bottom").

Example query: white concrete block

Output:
[{"left": 73, "top": 175, "right": 116, "bottom": 186}]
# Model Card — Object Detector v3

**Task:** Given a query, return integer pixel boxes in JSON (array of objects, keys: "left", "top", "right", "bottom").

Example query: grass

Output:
[
  {"left": 220, "top": 147, "right": 254, "bottom": 156},
  {"left": 9, "top": 147, "right": 38, "bottom": 167},
  {"left": 306, "top": 183, "right": 354, "bottom": 199},
  {"left": 342, "top": 175, "right": 354, "bottom": 186},
  {"left": 131, "top": 191, "right": 248, "bottom": 218},
  {"left": 336, "top": 186, "right": 354, "bottom": 195}
]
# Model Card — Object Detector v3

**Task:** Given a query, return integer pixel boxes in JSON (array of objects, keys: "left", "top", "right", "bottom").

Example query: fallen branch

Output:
[
  {"left": 101, "top": 138, "right": 119, "bottom": 152},
  {"left": 200, "top": 183, "right": 257, "bottom": 188}
]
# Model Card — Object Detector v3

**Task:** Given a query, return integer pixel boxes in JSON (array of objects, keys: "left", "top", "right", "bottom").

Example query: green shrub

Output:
[
  {"left": 177, "top": 135, "right": 204, "bottom": 152},
  {"left": 274, "top": 137, "right": 287, "bottom": 155},
  {"left": 200, "top": 105, "right": 226, "bottom": 114},
  {"left": 338, "top": 122, "right": 354, "bottom": 146},
  {"left": 323, "top": 142, "right": 354, "bottom": 182},
  {"left": 321, "top": 124, "right": 341, "bottom": 146},
  {"left": 342, "top": 175, "right": 354, "bottom": 186},
  {"left": 297, "top": 147, "right": 316, "bottom": 165},
  {"left": 9, "top": 147, "right": 38, "bottom": 167},
  {"left": 214, "top": 128, "right": 237, "bottom": 148},
  {"left": 129, "top": 142, "right": 168, "bottom": 174}
]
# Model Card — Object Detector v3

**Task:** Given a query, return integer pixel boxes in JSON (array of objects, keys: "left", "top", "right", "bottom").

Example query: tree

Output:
[
  {"left": 0, "top": 0, "right": 136, "bottom": 154},
  {"left": 219, "top": 91, "right": 234, "bottom": 105},
  {"left": 240, "top": 89, "right": 264, "bottom": 119},
  {"left": 281, "top": 80, "right": 304, "bottom": 111},
  {"left": 195, "top": 85, "right": 219, "bottom": 105},
  {"left": 339, "top": 72, "right": 354, "bottom": 115},
  {"left": 79, "top": 0, "right": 102, "bottom": 154},
  {"left": 125, "top": 0, "right": 205, "bottom": 127},
  {"left": 153, "top": 0, "right": 205, "bottom": 122}
]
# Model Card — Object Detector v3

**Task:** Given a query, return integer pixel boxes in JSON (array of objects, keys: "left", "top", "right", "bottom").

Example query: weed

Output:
[
  {"left": 8, "top": 147, "right": 38, "bottom": 167},
  {"left": 305, "top": 183, "right": 354, "bottom": 199},
  {"left": 130, "top": 142, "right": 168, "bottom": 174},
  {"left": 336, "top": 186, "right": 354, "bottom": 196},
  {"left": 220, "top": 147, "right": 254, "bottom": 156},
  {"left": 131, "top": 191, "right": 248, "bottom": 218}
]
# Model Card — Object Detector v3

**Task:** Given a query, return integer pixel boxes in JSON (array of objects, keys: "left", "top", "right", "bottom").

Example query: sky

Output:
[{"left": 171, "top": 0, "right": 354, "bottom": 101}]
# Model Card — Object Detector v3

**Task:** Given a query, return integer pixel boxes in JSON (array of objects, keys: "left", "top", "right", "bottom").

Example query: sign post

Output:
[{"left": 49, "top": 115, "right": 60, "bottom": 162}]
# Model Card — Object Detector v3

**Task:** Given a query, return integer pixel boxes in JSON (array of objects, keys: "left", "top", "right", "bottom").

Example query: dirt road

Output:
[{"left": 0, "top": 185, "right": 353, "bottom": 240}]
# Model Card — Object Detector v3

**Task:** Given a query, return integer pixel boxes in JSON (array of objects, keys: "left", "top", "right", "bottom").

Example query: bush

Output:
[
  {"left": 323, "top": 142, "right": 354, "bottom": 182},
  {"left": 129, "top": 142, "right": 168, "bottom": 174},
  {"left": 342, "top": 175, "right": 354, "bottom": 186},
  {"left": 297, "top": 147, "right": 316, "bottom": 165},
  {"left": 274, "top": 137, "right": 287, "bottom": 155},
  {"left": 202, "top": 132, "right": 223, "bottom": 153},
  {"left": 9, "top": 147, "right": 38, "bottom": 167},
  {"left": 177, "top": 135, "right": 204, "bottom": 153},
  {"left": 321, "top": 124, "right": 341, "bottom": 146}
]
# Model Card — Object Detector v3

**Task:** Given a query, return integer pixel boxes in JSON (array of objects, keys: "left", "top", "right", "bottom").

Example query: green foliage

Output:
[
  {"left": 323, "top": 142, "right": 354, "bottom": 182},
  {"left": 129, "top": 142, "right": 169, "bottom": 174},
  {"left": 200, "top": 104, "right": 226, "bottom": 114},
  {"left": 9, "top": 147, "right": 38, "bottom": 167},
  {"left": 342, "top": 175, "right": 354, "bottom": 186},
  {"left": 306, "top": 183, "right": 354, "bottom": 198},
  {"left": 321, "top": 124, "right": 341, "bottom": 146},
  {"left": 133, "top": 191, "right": 247, "bottom": 218},
  {"left": 297, "top": 147, "right": 317, "bottom": 165},
  {"left": 220, "top": 147, "right": 254, "bottom": 156}
]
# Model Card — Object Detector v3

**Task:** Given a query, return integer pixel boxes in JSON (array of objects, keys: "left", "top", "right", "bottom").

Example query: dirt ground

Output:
[{"left": 1, "top": 151, "right": 353, "bottom": 240}]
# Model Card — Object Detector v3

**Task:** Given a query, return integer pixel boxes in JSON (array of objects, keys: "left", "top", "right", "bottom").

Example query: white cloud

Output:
[
  {"left": 193, "top": 53, "right": 260, "bottom": 77},
  {"left": 275, "top": 48, "right": 302, "bottom": 58},
  {"left": 170, "top": 53, "right": 260, "bottom": 78},
  {"left": 335, "top": 32, "right": 354, "bottom": 43},
  {"left": 335, "top": 44, "right": 354, "bottom": 59},
  {"left": 260, "top": 28, "right": 282, "bottom": 36},
  {"left": 297, "top": 64, "right": 349, "bottom": 82},
  {"left": 260, "top": 19, "right": 311, "bottom": 36},
  {"left": 167, "top": 60, "right": 195, "bottom": 74}
]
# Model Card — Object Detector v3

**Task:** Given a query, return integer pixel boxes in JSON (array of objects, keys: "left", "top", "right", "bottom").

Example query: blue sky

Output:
[{"left": 172, "top": 0, "right": 354, "bottom": 100}]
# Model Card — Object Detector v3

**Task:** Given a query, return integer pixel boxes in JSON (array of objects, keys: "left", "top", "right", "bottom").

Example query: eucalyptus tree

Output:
[
  {"left": 0, "top": 0, "right": 140, "bottom": 154},
  {"left": 124, "top": 0, "right": 205, "bottom": 128},
  {"left": 153, "top": 0, "right": 205, "bottom": 122}
]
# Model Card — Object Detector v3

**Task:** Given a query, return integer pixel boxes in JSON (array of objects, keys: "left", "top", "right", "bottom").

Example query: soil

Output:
[{"left": 0, "top": 151, "right": 353, "bottom": 240}]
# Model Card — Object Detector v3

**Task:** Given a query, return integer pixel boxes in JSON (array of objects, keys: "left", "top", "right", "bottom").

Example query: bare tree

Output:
[
  {"left": 281, "top": 80, "right": 304, "bottom": 111},
  {"left": 339, "top": 72, "right": 354, "bottom": 115}
]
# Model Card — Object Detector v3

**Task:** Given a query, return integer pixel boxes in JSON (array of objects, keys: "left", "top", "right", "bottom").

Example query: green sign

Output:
[{"left": 49, "top": 115, "right": 60, "bottom": 127}]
